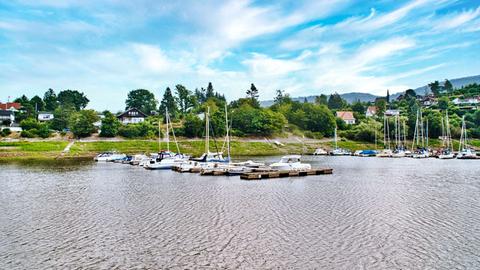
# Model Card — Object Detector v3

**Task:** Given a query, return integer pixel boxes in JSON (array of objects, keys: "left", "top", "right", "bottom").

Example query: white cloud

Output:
[{"left": 433, "top": 6, "right": 480, "bottom": 30}]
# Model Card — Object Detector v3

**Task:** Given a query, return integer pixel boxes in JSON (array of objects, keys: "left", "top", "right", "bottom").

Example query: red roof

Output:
[
  {"left": 336, "top": 111, "right": 355, "bottom": 120},
  {"left": 367, "top": 106, "right": 377, "bottom": 113},
  {"left": 0, "top": 102, "right": 22, "bottom": 110}
]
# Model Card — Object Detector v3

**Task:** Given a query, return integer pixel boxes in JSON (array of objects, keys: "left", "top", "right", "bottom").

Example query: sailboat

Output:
[
  {"left": 438, "top": 111, "right": 455, "bottom": 159},
  {"left": 377, "top": 115, "right": 393, "bottom": 157},
  {"left": 411, "top": 109, "right": 430, "bottom": 158},
  {"left": 145, "top": 108, "right": 188, "bottom": 170},
  {"left": 329, "top": 127, "right": 351, "bottom": 156},
  {"left": 456, "top": 116, "right": 477, "bottom": 159},
  {"left": 392, "top": 116, "right": 407, "bottom": 158}
]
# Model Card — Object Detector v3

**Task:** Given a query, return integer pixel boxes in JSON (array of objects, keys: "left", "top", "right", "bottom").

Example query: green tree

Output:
[
  {"left": 386, "top": 90, "right": 390, "bottom": 103},
  {"left": 246, "top": 83, "right": 260, "bottom": 107},
  {"left": 273, "top": 90, "right": 291, "bottom": 105},
  {"left": 43, "top": 88, "right": 58, "bottom": 111},
  {"left": 352, "top": 101, "right": 365, "bottom": 114},
  {"left": 438, "top": 96, "right": 450, "bottom": 110},
  {"left": 428, "top": 81, "right": 441, "bottom": 96},
  {"left": 375, "top": 98, "right": 387, "bottom": 116},
  {"left": 159, "top": 87, "right": 178, "bottom": 119},
  {"left": 125, "top": 89, "right": 157, "bottom": 115},
  {"left": 20, "top": 118, "right": 40, "bottom": 130},
  {"left": 315, "top": 94, "right": 328, "bottom": 105},
  {"left": 100, "top": 111, "right": 120, "bottom": 137},
  {"left": 327, "top": 93, "right": 345, "bottom": 110},
  {"left": 444, "top": 79, "right": 453, "bottom": 93},
  {"left": 30, "top": 95, "right": 45, "bottom": 112},
  {"left": 175, "top": 84, "right": 196, "bottom": 115},
  {"left": 51, "top": 105, "right": 75, "bottom": 131},
  {"left": 404, "top": 89, "right": 417, "bottom": 99},
  {"left": 68, "top": 110, "right": 99, "bottom": 138},
  {"left": 206, "top": 82, "right": 215, "bottom": 99},
  {"left": 58, "top": 90, "right": 89, "bottom": 110},
  {"left": 182, "top": 113, "right": 204, "bottom": 138}
]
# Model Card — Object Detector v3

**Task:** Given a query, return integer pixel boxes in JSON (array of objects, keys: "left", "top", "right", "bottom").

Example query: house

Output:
[
  {"left": 452, "top": 97, "right": 480, "bottom": 105},
  {"left": 384, "top": 109, "right": 400, "bottom": 116},
  {"left": 117, "top": 108, "right": 147, "bottom": 124},
  {"left": 0, "top": 102, "right": 22, "bottom": 112},
  {"left": 0, "top": 110, "right": 15, "bottom": 126},
  {"left": 38, "top": 111, "right": 54, "bottom": 121},
  {"left": 336, "top": 111, "right": 356, "bottom": 125},
  {"left": 420, "top": 96, "right": 437, "bottom": 107},
  {"left": 366, "top": 106, "right": 378, "bottom": 117}
]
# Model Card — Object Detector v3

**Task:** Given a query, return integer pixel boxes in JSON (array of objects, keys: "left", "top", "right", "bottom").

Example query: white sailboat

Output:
[
  {"left": 392, "top": 116, "right": 407, "bottom": 158},
  {"left": 145, "top": 108, "right": 188, "bottom": 170},
  {"left": 457, "top": 116, "right": 477, "bottom": 159},
  {"left": 411, "top": 109, "right": 430, "bottom": 158},
  {"left": 438, "top": 111, "right": 455, "bottom": 159},
  {"left": 330, "top": 127, "right": 351, "bottom": 156},
  {"left": 377, "top": 116, "right": 393, "bottom": 157}
]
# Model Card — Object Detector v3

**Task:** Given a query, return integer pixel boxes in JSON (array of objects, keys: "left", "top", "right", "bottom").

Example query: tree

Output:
[
  {"left": 375, "top": 98, "right": 387, "bottom": 116},
  {"left": 43, "top": 88, "right": 58, "bottom": 111},
  {"left": 14, "top": 95, "right": 34, "bottom": 120},
  {"left": 444, "top": 79, "right": 453, "bottom": 93},
  {"left": 51, "top": 105, "right": 75, "bottom": 131},
  {"left": 159, "top": 87, "right": 178, "bottom": 119},
  {"left": 352, "top": 101, "right": 365, "bottom": 114},
  {"left": 327, "top": 93, "right": 345, "bottom": 110},
  {"left": 246, "top": 83, "right": 260, "bottom": 107},
  {"left": 273, "top": 90, "right": 291, "bottom": 105},
  {"left": 206, "top": 82, "right": 215, "bottom": 99},
  {"left": 175, "top": 84, "right": 196, "bottom": 115},
  {"left": 386, "top": 90, "right": 390, "bottom": 103},
  {"left": 100, "top": 111, "right": 120, "bottom": 137},
  {"left": 58, "top": 90, "right": 89, "bottom": 110},
  {"left": 315, "top": 94, "right": 328, "bottom": 105},
  {"left": 438, "top": 96, "right": 450, "bottom": 110},
  {"left": 405, "top": 89, "right": 417, "bottom": 99},
  {"left": 182, "top": 113, "right": 204, "bottom": 138},
  {"left": 30, "top": 95, "right": 45, "bottom": 112},
  {"left": 125, "top": 89, "right": 157, "bottom": 115},
  {"left": 68, "top": 110, "right": 99, "bottom": 138},
  {"left": 428, "top": 81, "right": 441, "bottom": 96}
]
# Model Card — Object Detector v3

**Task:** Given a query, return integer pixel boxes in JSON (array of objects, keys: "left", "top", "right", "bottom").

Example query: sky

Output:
[{"left": 1, "top": 0, "right": 480, "bottom": 111}]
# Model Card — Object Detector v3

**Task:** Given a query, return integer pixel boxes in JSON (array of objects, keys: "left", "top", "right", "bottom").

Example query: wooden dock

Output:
[{"left": 240, "top": 168, "right": 333, "bottom": 180}]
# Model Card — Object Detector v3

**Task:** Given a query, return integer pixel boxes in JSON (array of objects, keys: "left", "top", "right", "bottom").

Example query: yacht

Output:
[
  {"left": 269, "top": 155, "right": 311, "bottom": 171},
  {"left": 457, "top": 116, "right": 477, "bottom": 159},
  {"left": 145, "top": 150, "right": 187, "bottom": 170},
  {"left": 313, "top": 148, "right": 328, "bottom": 155}
]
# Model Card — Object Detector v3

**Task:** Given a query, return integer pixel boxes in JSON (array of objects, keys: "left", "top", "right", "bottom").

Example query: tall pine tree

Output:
[{"left": 159, "top": 87, "right": 178, "bottom": 120}]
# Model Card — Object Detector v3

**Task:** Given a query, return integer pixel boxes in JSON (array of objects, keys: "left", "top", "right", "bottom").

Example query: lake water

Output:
[{"left": 1, "top": 156, "right": 479, "bottom": 269}]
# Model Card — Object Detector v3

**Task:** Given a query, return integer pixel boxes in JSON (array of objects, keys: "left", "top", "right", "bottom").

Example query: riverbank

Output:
[{"left": 1, "top": 137, "right": 478, "bottom": 161}]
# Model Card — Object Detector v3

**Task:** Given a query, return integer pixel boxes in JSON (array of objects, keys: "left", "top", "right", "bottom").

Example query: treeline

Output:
[{"left": 4, "top": 82, "right": 480, "bottom": 141}]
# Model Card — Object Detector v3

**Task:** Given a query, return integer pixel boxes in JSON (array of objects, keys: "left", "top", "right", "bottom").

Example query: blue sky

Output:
[{"left": 1, "top": 0, "right": 480, "bottom": 111}]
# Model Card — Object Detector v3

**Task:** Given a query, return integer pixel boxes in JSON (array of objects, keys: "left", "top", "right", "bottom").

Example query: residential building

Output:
[
  {"left": 366, "top": 106, "right": 378, "bottom": 117},
  {"left": 336, "top": 111, "right": 356, "bottom": 125},
  {"left": 117, "top": 108, "right": 147, "bottom": 124},
  {"left": 38, "top": 111, "right": 54, "bottom": 121},
  {"left": 0, "top": 110, "right": 15, "bottom": 126},
  {"left": 452, "top": 97, "right": 480, "bottom": 105},
  {"left": 384, "top": 109, "right": 400, "bottom": 116},
  {"left": 0, "top": 102, "right": 22, "bottom": 112}
]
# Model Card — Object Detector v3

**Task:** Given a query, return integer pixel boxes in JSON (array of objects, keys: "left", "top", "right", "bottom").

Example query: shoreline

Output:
[{"left": 1, "top": 138, "right": 478, "bottom": 161}]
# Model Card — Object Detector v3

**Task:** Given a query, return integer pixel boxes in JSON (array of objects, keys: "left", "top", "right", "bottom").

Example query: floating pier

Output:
[{"left": 240, "top": 168, "right": 333, "bottom": 180}]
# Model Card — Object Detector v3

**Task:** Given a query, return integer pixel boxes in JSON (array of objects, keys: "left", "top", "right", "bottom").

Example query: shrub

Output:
[
  {"left": 20, "top": 118, "right": 40, "bottom": 130},
  {"left": 36, "top": 123, "right": 51, "bottom": 138},
  {"left": 1, "top": 128, "right": 11, "bottom": 137},
  {"left": 21, "top": 130, "right": 36, "bottom": 138}
]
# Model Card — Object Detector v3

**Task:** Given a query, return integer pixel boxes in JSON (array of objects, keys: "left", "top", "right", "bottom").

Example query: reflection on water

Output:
[{"left": 1, "top": 156, "right": 479, "bottom": 269}]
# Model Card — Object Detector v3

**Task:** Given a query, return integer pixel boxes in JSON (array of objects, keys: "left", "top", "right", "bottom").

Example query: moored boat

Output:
[{"left": 269, "top": 155, "right": 311, "bottom": 171}]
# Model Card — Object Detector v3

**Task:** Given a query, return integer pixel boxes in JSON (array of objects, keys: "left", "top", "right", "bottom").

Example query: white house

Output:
[
  {"left": 452, "top": 97, "right": 480, "bottom": 105},
  {"left": 384, "top": 109, "right": 400, "bottom": 116},
  {"left": 0, "top": 110, "right": 15, "bottom": 126},
  {"left": 117, "top": 108, "right": 147, "bottom": 124},
  {"left": 38, "top": 112, "right": 54, "bottom": 121},
  {"left": 336, "top": 111, "right": 356, "bottom": 125}
]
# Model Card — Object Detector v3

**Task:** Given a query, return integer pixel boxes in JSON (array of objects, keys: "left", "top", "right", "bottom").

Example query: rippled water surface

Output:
[{"left": 1, "top": 156, "right": 480, "bottom": 269}]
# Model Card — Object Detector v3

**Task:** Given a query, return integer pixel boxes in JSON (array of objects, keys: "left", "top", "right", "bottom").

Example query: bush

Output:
[
  {"left": 20, "top": 130, "right": 36, "bottom": 138},
  {"left": 36, "top": 123, "right": 51, "bottom": 138},
  {"left": 20, "top": 118, "right": 40, "bottom": 130},
  {"left": 1, "top": 128, "right": 11, "bottom": 137},
  {"left": 118, "top": 122, "right": 156, "bottom": 138}
]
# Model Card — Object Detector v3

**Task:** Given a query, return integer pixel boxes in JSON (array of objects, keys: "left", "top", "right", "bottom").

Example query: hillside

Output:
[{"left": 260, "top": 74, "right": 480, "bottom": 107}]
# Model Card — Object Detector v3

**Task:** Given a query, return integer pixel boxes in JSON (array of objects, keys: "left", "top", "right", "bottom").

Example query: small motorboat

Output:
[
  {"left": 94, "top": 151, "right": 126, "bottom": 162},
  {"left": 145, "top": 150, "right": 189, "bottom": 170},
  {"left": 391, "top": 149, "right": 406, "bottom": 158},
  {"left": 269, "top": 155, "right": 311, "bottom": 171},
  {"left": 129, "top": 154, "right": 150, "bottom": 165},
  {"left": 376, "top": 149, "right": 393, "bottom": 158},
  {"left": 313, "top": 148, "right": 328, "bottom": 155},
  {"left": 438, "top": 149, "right": 455, "bottom": 159},
  {"left": 412, "top": 148, "right": 430, "bottom": 159},
  {"left": 330, "top": 148, "right": 351, "bottom": 156},
  {"left": 457, "top": 148, "right": 477, "bottom": 159},
  {"left": 357, "top": 150, "right": 377, "bottom": 157}
]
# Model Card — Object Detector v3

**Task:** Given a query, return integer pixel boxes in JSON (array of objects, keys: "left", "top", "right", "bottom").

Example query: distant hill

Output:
[{"left": 260, "top": 74, "right": 480, "bottom": 107}]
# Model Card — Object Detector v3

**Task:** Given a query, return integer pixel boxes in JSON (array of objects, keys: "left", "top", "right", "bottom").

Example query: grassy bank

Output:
[{"left": 1, "top": 138, "right": 478, "bottom": 161}]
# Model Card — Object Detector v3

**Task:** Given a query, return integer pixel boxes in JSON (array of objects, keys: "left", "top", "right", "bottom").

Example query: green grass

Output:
[{"left": 0, "top": 141, "right": 68, "bottom": 152}]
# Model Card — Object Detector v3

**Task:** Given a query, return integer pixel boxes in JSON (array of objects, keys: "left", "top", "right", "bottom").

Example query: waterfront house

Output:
[
  {"left": 384, "top": 109, "right": 400, "bottom": 116},
  {"left": 117, "top": 108, "right": 147, "bottom": 124},
  {"left": 336, "top": 111, "right": 356, "bottom": 125},
  {"left": 0, "top": 102, "right": 22, "bottom": 112},
  {"left": 38, "top": 111, "right": 54, "bottom": 121},
  {"left": 366, "top": 106, "right": 378, "bottom": 117},
  {"left": 0, "top": 110, "right": 15, "bottom": 126}
]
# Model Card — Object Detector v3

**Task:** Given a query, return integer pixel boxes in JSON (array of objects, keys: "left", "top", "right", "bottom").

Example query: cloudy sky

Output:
[{"left": 1, "top": 0, "right": 480, "bottom": 110}]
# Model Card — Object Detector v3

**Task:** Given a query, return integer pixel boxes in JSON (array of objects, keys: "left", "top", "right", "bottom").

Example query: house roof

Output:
[
  {"left": 117, "top": 108, "right": 147, "bottom": 118},
  {"left": 336, "top": 111, "right": 355, "bottom": 120},
  {"left": 366, "top": 106, "right": 377, "bottom": 113},
  {"left": 0, "top": 102, "right": 21, "bottom": 110}
]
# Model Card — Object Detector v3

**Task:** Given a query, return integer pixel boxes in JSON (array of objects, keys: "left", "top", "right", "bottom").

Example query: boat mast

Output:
[
  {"left": 225, "top": 104, "right": 230, "bottom": 162},
  {"left": 165, "top": 108, "right": 170, "bottom": 152},
  {"left": 167, "top": 109, "right": 181, "bottom": 154},
  {"left": 445, "top": 111, "right": 451, "bottom": 150},
  {"left": 158, "top": 115, "right": 162, "bottom": 152},
  {"left": 205, "top": 107, "right": 210, "bottom": 154},
  {"left": 426, "top": 118, "right": 429, "bottom": 149},
  {"left": 334, "top": 126, "right": 338, "bottom": 149}
]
